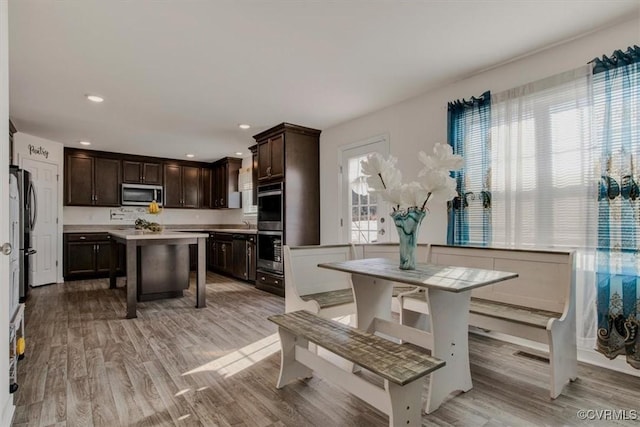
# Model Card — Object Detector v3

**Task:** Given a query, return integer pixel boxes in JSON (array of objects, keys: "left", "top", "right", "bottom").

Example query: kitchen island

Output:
[{"left": 108, "top": 229, "right": 208, "bottom": 319}]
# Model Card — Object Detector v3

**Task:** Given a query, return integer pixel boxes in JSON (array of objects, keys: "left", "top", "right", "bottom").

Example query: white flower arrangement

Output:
[{"left": 360, "top": 143, "right": 463, "bottom": 212}]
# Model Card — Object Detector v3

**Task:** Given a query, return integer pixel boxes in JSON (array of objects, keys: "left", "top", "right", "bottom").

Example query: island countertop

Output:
[{"left": 108, "top": 230, "right": 209, "bottom": 240}]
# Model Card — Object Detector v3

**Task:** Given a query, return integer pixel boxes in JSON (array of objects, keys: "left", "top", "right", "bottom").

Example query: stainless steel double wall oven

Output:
[{"left": 256, "top": 183, "right": 283, "bottom": 275}]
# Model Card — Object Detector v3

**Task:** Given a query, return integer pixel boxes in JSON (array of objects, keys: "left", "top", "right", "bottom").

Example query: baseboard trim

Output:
[
  {"left": 470, "top": 328, "right": 640, "bottom": 378},
  {"left": 1, "top": 395, "right": 15, "bottom": 427}
]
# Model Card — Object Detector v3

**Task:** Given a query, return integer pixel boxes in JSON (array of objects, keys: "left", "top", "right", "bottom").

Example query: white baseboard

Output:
[
  {"left": 1, "top": 395, "right": 15, "bottom": 427},
  {"left": 470, "top": 328, "right": 640, "bottom": 378}
]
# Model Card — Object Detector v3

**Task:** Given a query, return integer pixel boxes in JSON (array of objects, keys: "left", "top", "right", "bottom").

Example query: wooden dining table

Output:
[{"left": 318, "top": 257, "right": 518, "bottom": 414}]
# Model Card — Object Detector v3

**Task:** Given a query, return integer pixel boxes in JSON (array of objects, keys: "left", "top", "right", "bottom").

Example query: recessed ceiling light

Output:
[
  {"left": 86, "top": 94, "right": 104, "bottom": 103},
  {"left": 79, "top": 141, "right": 91, "bottom": 146},
  {"left": 186, "top": 154, "right": 195, "bottom": 158},
  {"left": 235, "top": 152, "right": 243, "bottom": 156},
  {"left": 238, "top": 124, "right": 250, "bottom": 130}
]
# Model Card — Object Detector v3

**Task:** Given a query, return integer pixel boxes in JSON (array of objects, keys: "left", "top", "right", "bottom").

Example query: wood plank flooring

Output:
[{"left": 12, "top": 273, "right": 640, "bottom": 426}]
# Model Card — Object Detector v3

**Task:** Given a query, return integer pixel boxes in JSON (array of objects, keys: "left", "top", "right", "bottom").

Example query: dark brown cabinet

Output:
[
  {"left": 208, "top": 232, "right": 256, "bottom": 282},
  {"left": 257, "top": 134, "right": 284, "bottom": 182},
  {"left": 213, "top": 235, "right": 233, "bottom": 275},
  {"left": 163, "top": 163, "right": 200, "bottom": 208},
  {"left": 64, "top": 233, "right": 125, "bottom": 280},
  {"left": 211, "top": 157, "right": 242, "bottom": 209},
  {"left": 200, "top": 168, "right": 211, "bottom": 209},
  {"left": 252, "top": 123, "right": 321, "bottom": 296},
  {"left": 249, "top": 145, "right": 258, "bottom": 205},
  {"left": 256, "top": 271, "right": 284, "bottom": 295},
  {"left": 65, "top": 150, "right": 121, "bottom": 206},
  {"left": 122, "top": 160, "right": 162, "bottom": 185}
]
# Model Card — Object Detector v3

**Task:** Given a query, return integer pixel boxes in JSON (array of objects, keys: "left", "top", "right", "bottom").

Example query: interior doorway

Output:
[{"left": 21, "top": 158, "right": 58, "bottom": 286}]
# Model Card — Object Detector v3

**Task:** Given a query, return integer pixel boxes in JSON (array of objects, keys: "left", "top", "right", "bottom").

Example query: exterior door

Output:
[
  {"left": 21, "top": 158, "right": 58, "bottom": 286},
  {"left": 340, "top": 135, "right": 390, "bottom": 243}
]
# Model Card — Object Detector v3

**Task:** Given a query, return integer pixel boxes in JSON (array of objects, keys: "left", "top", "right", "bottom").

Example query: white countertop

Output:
[{"left": 109, "top": 229, "right": 209, "bottom": 240}]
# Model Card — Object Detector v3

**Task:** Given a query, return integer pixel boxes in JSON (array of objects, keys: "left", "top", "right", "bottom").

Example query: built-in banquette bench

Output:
[
  {"left": 269, "top": 310, "right": 445, "bottom": 426},
  {"left": 398, "top": 244, "right": 577, "bottom": 399},
  {"left": 283, "top": 244, "right": 429, "bottom": 318}
]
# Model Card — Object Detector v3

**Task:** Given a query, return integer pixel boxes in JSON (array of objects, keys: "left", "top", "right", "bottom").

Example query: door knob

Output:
[{"left": 1, "top": 242, "right": 12, "bottom": 255}]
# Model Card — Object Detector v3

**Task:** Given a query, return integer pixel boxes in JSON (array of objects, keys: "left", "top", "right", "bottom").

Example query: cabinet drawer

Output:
[
  {"left": 256, "top": 272, "right": 283, "bottom": 289},
  {"left": 65, "top": 233, "right": 111, "bottom": 242}
]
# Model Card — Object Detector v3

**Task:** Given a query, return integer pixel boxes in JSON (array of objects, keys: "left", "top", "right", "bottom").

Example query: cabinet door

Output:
[
  {"left": 257, "top": 141, "right": 271, "bottom": 181},
  {"left": 65, "top": 154, "right": 94, "bottom": 206},
  {"left": 66, "top": 241, "right": 97, "bottom": 276},
  {"left": 122, "top": 160, "right": 142, "bottom": 183},
  {"left": 222, "top": 241, "right": 233, "bottom": 274},
  {"left": 207, "top": 237, "right": 215, "bottom": 269},
  {"left": 232, "top": 239, "right": 248, "bottom": 280},
  {"left": 142, "top": 162, "right": 162, "bottom": 185},
  {"left": 218, "top": 163, "right": 229, "bottom": 208},
  {"left": 247, "top": 237, "right": 256, "bottom": 281},
  {"left": 94, "top": 158, "right": 121, "bottom": 206},
  {"left": 214, "top": 241, "right": 225, "bottom": 270},
  {"left": 268, "top": 134, "right": 285, "bottom": 180},
  {"left": 182, "top": 166, "right": 200, "bottom": 208},
  {"left": 95, "top": 241, "right": 112, "bottom": 274},
  {"left": 163, "top": 164, "right": 182, "bottom": 207},
  {"left": 200, "top": 168, "right": 211, "bottom": 209}
]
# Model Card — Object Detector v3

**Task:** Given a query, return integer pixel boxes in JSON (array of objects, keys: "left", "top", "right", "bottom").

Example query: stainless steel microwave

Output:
[{"left": 121, "top": 184, "right": 163, "bottom": 206}]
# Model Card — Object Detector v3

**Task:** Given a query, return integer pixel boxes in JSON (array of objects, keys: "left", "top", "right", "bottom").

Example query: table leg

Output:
[
  {"left": 424, "top": 289, "right": 472, "bottom": 414},
  {"left": 109, "top": 238, "right": 117, "bottom": 289},
  {"left": 196, "top": 237, "right": 206, "bottom": 308},
  {"left": 126, "top": 241, "right": 137, "bottom": 319},
  {"left": 351, "top": 274, "right": 393, "bottom": 333}
]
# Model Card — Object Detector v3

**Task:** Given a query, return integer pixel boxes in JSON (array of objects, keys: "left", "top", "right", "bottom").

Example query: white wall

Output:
[
  {"left": 13, "top": 133, "right": 65, "bottom": 282},
  {"left": 0, "top": 0, "right": 13, "bottom": 424},
  {"left": 320, "top": 17, "right": 640, "bottom": 245}
]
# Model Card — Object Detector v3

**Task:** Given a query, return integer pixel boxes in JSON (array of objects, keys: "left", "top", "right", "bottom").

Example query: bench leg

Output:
[
  {"left": 386, "top": 379, "right": 423, "bottom": 427},
  {"left": 425, "top": 289, "right": 473, "bottom": 414},
  {"left": 548, "top": 318, "right": 577, "bottom": 399},
  {"left": 276, "top": 328, "right": 313, "bottom": 389}
]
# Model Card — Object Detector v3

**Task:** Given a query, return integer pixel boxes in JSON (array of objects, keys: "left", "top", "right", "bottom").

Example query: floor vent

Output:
[{"left": 514, "top": 350, "right": 550, "bottom": 364}]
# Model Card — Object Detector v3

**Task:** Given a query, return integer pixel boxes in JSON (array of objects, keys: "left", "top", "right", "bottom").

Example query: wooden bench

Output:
[
  {"left": 269, "top": 310, "right": 445, "bottom": 427},
  {"left": 397, "top": 244, "right": 577, "bottom": 399},
  {"left": 283, "top": 245, "right": 357, "bottom": 318},
  {"left": 283, "top": 244, "right": 427, "bottom": 319}
]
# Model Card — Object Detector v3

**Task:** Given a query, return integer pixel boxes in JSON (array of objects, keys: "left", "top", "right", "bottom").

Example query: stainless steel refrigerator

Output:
[{"left": 10, "top": 166, "right": 37, "bottom": 302}]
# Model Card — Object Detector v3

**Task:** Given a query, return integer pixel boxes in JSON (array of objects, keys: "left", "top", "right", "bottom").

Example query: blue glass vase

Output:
[{"left": 390, "top": 208, "right": 427, "bottom": 270}]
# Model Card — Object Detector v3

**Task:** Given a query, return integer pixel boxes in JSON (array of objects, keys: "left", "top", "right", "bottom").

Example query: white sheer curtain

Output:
[{"left": 490, "top": 65, "right": 598, "bottom": 348}]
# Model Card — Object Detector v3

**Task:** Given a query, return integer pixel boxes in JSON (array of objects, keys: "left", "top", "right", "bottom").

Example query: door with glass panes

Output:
[{"left": 340, "top": 135, "right": 389, "bottom": 243}]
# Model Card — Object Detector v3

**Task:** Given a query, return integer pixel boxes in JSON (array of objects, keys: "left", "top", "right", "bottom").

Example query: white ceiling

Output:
[{"left": 8, "top": 1, "right": 638, "bottom": 162}]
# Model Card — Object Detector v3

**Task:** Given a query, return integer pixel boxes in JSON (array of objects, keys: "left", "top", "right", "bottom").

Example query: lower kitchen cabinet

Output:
[
  {"left": 255, "top": 271, "right": 284, "bottom": 297},
  {"left": 64, "top": 233, "right": 125, "bottom": 280},
  {"left": 208, "top": 232, "right": 256, "bottom": 282}
]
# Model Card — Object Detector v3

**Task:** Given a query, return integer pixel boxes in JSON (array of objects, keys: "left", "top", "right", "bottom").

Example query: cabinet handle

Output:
[
  {"left": 79, "top": 236, "right": 86, "bottom": 240},
  {"left": 267, "top": 166, "right": 271, "bottom": 176},
  {"left": 274, "top": 280, "right": 279, "bottom": 284},
  {"left": 261, "top": 276, "right": 265, "bottom": 281},
  {"left": 220, "top": 198, "right": 224, "bottom": 205}
]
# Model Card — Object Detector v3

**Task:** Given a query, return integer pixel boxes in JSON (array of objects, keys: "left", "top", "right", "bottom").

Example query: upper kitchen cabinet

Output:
[
  {"left": 122, "top": 160, "right": 162, "bottom": 185},
  {"left": 163, "top": 163, "right": 200, "bottom": 208},
  {"left": 65, "top": 148, "right": 121, "bottom": 206},
  {"left": 253, "top": 123, "right": 320, "bottom": 186},
  {"left": 249, "top": 145, "right": 258, "bottom": 205},
  {"left": 200, "top": 167, "right": 211, "bottom": 209},
  {"left": 257, "top": 133, "right": 284, "bottom": 182},
  {"left": 211, "top": 157, "right": 242, "bottom": 209}
]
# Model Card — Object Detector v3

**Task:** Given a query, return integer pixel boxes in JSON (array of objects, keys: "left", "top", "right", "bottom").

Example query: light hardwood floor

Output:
[{"left": 12, "top": 273, "right": 640, "bottom": 426}]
